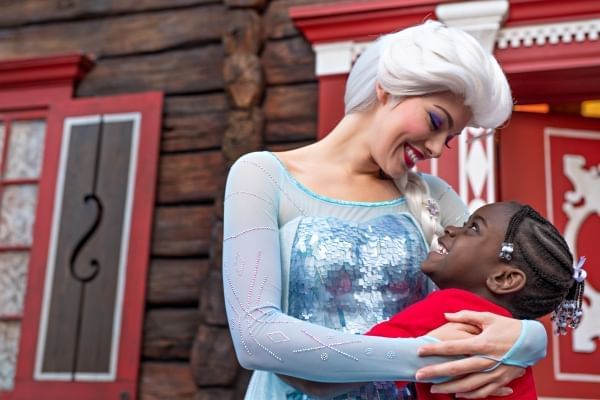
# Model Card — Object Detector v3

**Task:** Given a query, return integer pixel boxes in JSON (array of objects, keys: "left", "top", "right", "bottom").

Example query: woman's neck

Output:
[{"left": 310, "top": 113, "right": 381, "bottom": 178}]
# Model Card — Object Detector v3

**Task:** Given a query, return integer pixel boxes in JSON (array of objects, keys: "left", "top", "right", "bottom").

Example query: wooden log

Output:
[
  {"left": 195, "top": 389, "right": 236, "bottom": 400},
  {"left": 202, "top": 221, "right": 227, "bottom": 326},
  {"left": 162, "top": 94, "right": 227, "bottom": 152},
  {"left": 157, "top": 151, "right": 226, "bottom": 204},
  {"left": 143, "top": 308, "right": 200, "bottom": 360},
  {"left": 209, "top": 221, "right": 224, "bottom": 270},
  {"left": 225, "top": 0, "right": 268, "bottom": 10},
  {"left": 190, "top": 324, "right": 239, "bottom": 386},
  {"left": 0, "top": 6, "right": 228, "bottom": 58},
  {"left": 263, "top": 83, "right": 318, "bottom": 142},
  {"left": 265, "top": 119, "right": 316, "bottom": 142},
  {"left": 264, "top": 0, "right": 330, "bottom": 39},
  {"left": 201, "top": 269, "right": 228, "bottom": 327},
  {"left": 139, "top": 361, "right": 197, "bottom": 400},
  {"left": 152, "top": 205, "right": 213, "bottom": 256},
  {"left": 165, "top": 94, "right": 228, "bottom": 115},
  {"left": 0, "top": 0, "right": 221, "bottom": 28},
  {"left": 266, "top": 140, "right": 314, "bottom": 151},
  {"left": 147, "top": 258, "right": 210, "bottom": 305},
  {"left": 77, "top": 46, "right": 224, "bottom": 96},
  {"left": 83, "top": 47, "right": 224, "bottom": 96},
  {"left": 223, "top": 9, "right": 263, "bottom": 55},
  {"left": 162, "top": 113, "right": 226, "bottom": 152},
  {"left": 262, "top": 36, "right": 315, "bottom": 85},
  {"left": 264, "top": 83, "right": 317, "bottom": 120},
  {"left": 224, "top": 53, "right": 264, "bottom": 109},
  {"left": 222, "top": 108, "right": 264, "bottom": 162},
  {"left": 214, "top": 182, "right": 225, "bottom": 221}
]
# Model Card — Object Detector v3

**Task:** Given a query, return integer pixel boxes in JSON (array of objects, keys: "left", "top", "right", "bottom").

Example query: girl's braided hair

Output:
[{"left": 499, "top": 203, "right": 585, "bottom": 334}]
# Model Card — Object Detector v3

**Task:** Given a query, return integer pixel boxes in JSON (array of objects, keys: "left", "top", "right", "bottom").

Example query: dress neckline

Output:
[{"left": 266, "top": 151, "right": 406, "bottom": 207}]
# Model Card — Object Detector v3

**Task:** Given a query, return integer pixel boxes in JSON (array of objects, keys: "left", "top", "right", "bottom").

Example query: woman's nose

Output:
[{"left": 424, "top": 134, "right": 446, "bottom": 158}]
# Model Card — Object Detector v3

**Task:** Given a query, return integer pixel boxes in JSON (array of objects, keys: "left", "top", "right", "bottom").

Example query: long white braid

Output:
[{"left": 398, "top": 170, "right": 443, "bottom": 247}]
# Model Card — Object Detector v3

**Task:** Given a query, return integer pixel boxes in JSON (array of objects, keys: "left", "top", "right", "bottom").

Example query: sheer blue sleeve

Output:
[{"left": 222, "top": 153, "right": 452, "bottom": 382}]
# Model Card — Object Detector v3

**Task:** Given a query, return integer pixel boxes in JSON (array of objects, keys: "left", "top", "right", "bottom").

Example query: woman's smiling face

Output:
[
  {"left": 421, "top": 203, "right": 517, "bottom": 294},
  {"left": 369, "top": 90, "right": 472, "bottom": 179}
]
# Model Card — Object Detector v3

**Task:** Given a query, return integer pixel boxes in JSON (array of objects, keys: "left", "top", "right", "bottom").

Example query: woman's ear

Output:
[
  {"left": 486, "top": 266, "right": 526, "bottom": 295},
  {"left": 375, "top": 83, "right": 389, "bottom": 105}
]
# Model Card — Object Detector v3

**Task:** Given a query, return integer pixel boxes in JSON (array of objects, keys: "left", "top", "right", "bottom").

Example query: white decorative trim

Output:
[
  {"left": 312, "top": 19, "right": 600, "bottom": 77},
  {"left": 459, "top": 128, "right": 495, "bottom": 212},
  {"left": 436, "top": 0, "right": 509, "bottom": 53},
  {"left": 313, "top": 41, "right": 370, "bottom": 76},
  {"left": 313, "top": 41, "right": 353, "bottom": 76},
  {"left": 544, "top": 127, "right": 600, "bottom": 383},
  {"left": 498, "top": 18, "right": 600, "bottom": 49}
]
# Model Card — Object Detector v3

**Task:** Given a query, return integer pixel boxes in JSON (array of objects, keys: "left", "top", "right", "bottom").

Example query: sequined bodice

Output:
[
  {"left": 287, "top": 214, "right": 431, "bottom": 399},
  {"left": 289, "top": 214, "right": 431, "bottom": 333}
]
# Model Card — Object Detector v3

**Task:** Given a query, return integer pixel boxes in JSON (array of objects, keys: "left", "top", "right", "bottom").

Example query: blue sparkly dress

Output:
[{"left": 222, "top": 152, "right": 546, "bottom": 400}]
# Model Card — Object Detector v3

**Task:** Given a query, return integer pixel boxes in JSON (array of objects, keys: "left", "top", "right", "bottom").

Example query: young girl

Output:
[{"left": 279, "top": 202, "right": 586, "bottom": 399}]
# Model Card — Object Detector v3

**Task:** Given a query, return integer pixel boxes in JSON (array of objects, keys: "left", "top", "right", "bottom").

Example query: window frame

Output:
[{"left": 0, "top": 55, "right": 163, "bottom": 400}]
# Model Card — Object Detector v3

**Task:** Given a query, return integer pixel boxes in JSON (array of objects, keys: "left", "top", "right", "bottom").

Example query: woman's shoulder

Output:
[
  {"left": 233, "top": 151, "right": 277, "bottom": 166},
  {"left": 230, "top": 151, "right": 283, "bottom": 175}
]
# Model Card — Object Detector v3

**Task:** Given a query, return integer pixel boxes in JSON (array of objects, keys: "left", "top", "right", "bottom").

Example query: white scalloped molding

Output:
[
  {"left": 313, "top": 19, "right": 600, "bottom": 76},
  {"left": 497, "top": 18, "right": 600, "bottom": 49}
]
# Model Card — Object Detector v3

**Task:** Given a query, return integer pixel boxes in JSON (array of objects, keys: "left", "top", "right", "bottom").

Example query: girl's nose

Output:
[{"left": 445, "top": 225, "right": 459, "bottom": 236}]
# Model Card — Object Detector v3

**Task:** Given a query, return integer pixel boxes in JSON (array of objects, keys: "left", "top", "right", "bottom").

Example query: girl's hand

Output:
[{"left": 417, "top": 310, "right": 527, "bottom": 398}]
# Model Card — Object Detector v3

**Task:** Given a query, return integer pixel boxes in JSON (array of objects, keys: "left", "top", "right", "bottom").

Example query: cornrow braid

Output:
[{"left": 498, "top": 204, "right": 580, "bottom": 322}]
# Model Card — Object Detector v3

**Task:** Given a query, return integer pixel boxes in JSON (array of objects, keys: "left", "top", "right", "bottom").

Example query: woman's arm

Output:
[
  {"left": 417, "top": 311, "right": 544, "bottom": 397},
  {"left": 223, "top": 153, "right": 455, "bottom": 382},
  {"left": 277, "top": 374, "right": 366, "bottom": 399}
]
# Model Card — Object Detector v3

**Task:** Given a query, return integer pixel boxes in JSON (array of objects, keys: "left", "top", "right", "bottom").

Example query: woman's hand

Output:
[
  {"left": 416, "top": 310, "right": 527, "bottom": 398},
  {"left": 426, "top": 321, "right": 481, "bottom": 341},
  {"left": 429, "top": 365, "right": 525, "bottom": 398}
]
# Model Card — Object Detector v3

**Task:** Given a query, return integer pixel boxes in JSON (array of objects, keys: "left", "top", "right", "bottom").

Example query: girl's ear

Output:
[
  {"left": 486, "top": 266, "right": 526, "bottom": 295},
  {"left": 375, "top": 83, "right": 389, "bottom": 105}
]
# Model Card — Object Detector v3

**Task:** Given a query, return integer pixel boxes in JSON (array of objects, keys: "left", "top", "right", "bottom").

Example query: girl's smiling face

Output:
[
  {"left": 420, "top": 203, "right": 518, "bottom": 295},
  {"left": 369, "top": 90, "right": 472, "bottom": 180}
]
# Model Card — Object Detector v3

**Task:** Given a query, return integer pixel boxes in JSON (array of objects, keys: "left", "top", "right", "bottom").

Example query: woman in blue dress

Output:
[{"left": 223, "top": 21, "right": 547, "bottom": 399}]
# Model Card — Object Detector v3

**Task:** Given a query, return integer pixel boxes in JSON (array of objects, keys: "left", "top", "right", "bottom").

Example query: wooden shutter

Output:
[{"left": 12, "top": 92, "right": 162, "bottom": 400}]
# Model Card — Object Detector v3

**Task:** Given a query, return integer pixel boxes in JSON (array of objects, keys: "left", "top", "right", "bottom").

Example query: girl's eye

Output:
[
  {"left": 469, "top": 222, "right": 480, "bottom": 233},
  {"left": 444, "top": 135, "right": 455, "bottom": 149},
  {"left": 428, "top": 112, "right": 444, "bottom": 131}
]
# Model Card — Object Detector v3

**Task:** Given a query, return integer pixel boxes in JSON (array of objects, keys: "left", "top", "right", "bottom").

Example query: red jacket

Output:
[{"left": 366, "top": 288, "right": 537, "bottom": 399}]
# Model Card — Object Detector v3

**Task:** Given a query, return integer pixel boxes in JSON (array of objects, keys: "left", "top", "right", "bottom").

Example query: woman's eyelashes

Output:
[
  {"left": 444, "top": 135, "right": 455, "bottom": 149},
  {"left": 428, "top": 111, "right": 444, "bottom": 131}
]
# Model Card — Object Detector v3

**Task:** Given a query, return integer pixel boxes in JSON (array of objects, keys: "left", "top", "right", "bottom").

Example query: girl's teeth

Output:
[{"left": 432, "top": 238, "right": 448, "bottom": 255}]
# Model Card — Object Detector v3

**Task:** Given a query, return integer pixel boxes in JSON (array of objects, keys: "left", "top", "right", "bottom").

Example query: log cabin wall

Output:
[{"left": 0, "top": 0, "right": 338, "bottom": 398}]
